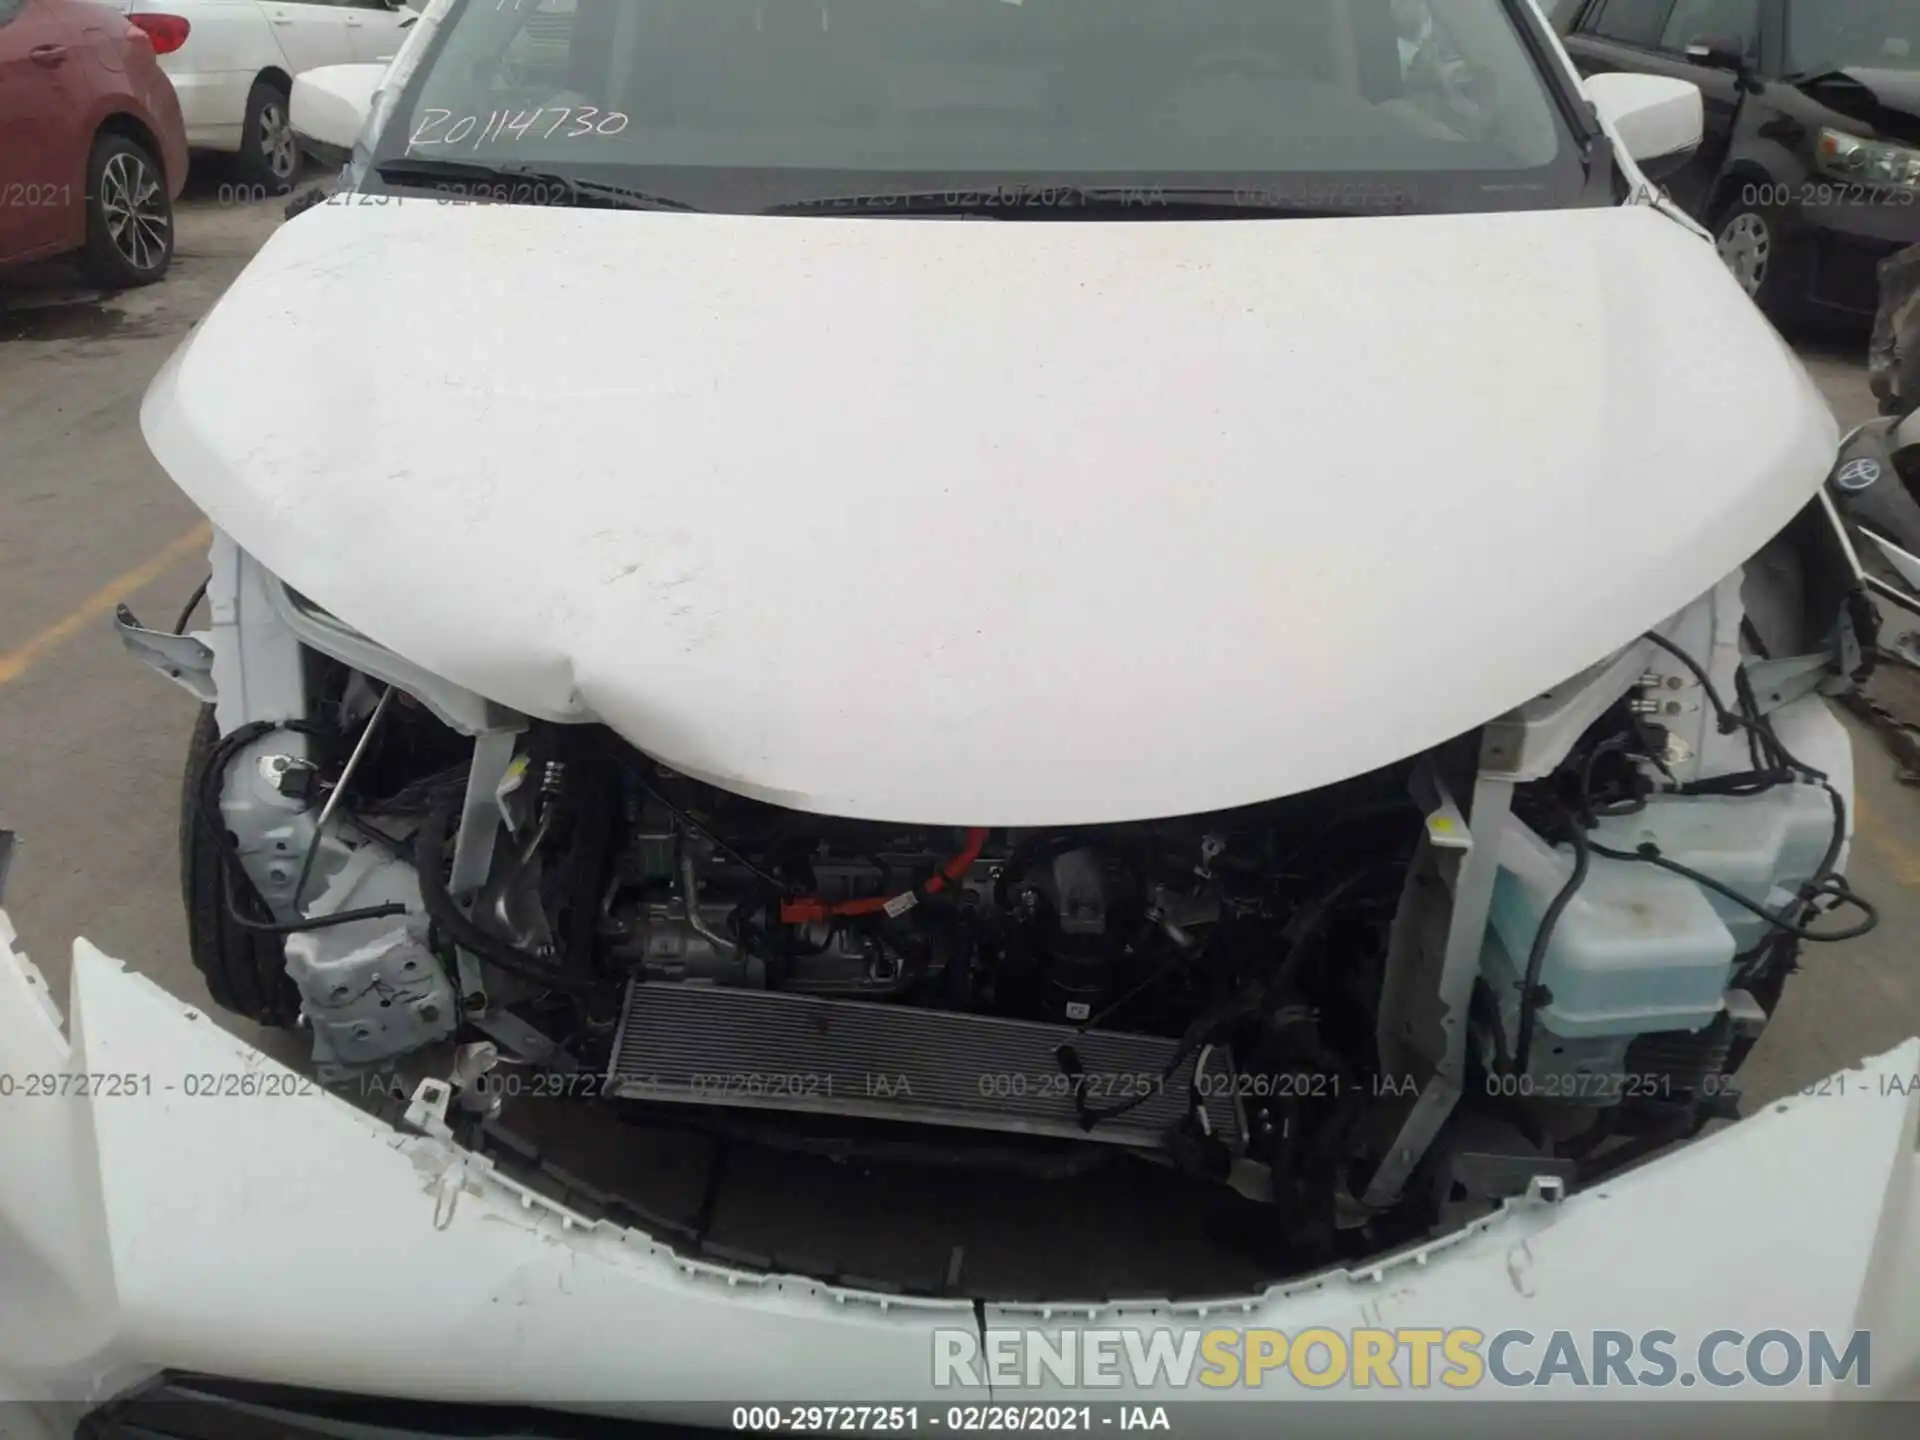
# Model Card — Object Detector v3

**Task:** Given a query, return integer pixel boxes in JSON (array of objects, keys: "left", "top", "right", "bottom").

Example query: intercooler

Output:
[{"left": 604, "top": 983, "right": 1244, "bottom": 1149}]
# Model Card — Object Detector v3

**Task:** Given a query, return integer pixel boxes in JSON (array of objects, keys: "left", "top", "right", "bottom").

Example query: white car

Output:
[
  {"left": 120, "top": 0, "right": 414, "bottom": 189},
  {"left": 8, "top": 0, "right": 1920, "bottom": 1427}
]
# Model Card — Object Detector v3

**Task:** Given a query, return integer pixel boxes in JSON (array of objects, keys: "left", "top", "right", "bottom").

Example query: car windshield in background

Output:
[
  {"left": 1787, "top": 0, "right": 1919, "bottom": 77},
  {"left": 376, "top": 0, "right": 1589, "bottom": 214}
]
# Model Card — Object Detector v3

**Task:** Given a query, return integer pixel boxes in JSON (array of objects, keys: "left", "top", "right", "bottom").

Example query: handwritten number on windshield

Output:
[{"left": 409, "top": 107, "right": 632, "bottom": 149}]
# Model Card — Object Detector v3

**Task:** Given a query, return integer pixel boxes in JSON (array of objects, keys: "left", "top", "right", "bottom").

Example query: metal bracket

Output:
[
  {"left": 447, "top": 729, "right": 524, "bottom": 1016},
  {"left": 1363, "top": 766, "right": 1515, "bottom": 1209},
  {"left": 113, "top": 604, "right": 216, "bottom": 703},
  {"left": 1525, "top": 1174, "right": 1568, "bottom": 1207},
  {"left": 1479, "top": 640, "right": 1659, "bottom": 783},
  {"left": 1822, "top": 489, "right": 1920, "bottom": 622},
  {"left": 1860, "top": 527, "right": 1920, "bottom": 618},
  {"left": 450, "top": 1042, "right": 506, "bottom": 1118},
  {"left": 1742, "top": 652, "right": 1841, "bottom": 717},
  {"left": 1410, "top": 760, "right": 1472, "bottom": 851},
  {"left": 402, "top": 1077, "right": 455, "bottom": 1141},
  {"left": 473, "top": 1008, "right": 580, "bottom": 1072}
]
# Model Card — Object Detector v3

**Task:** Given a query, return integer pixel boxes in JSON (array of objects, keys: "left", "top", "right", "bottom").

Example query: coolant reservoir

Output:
[
  {"left": 1482, "top": 822, "right": 1735, "bottom": 1040},
  {"left": 1587, "top": 788, "right": 1837, "bottom": 955}
]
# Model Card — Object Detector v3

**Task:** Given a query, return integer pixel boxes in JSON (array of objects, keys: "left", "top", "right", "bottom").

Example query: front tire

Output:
[
  {"left": 235, "top": 77, "right": 299, "bottom": 194},
  {"left": 79, "top": 133, "right": 173, "bottom": 288},
  {"left": 1712, "top": 196, "right": 1804, "bottom": 327},
  {"left": 180, "top": 706, "right": 301, "bottom": 1027}
]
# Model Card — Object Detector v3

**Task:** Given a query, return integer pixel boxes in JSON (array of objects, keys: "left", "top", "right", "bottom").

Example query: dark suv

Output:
[{"left": 1555, "top": 0, "right": 1917, "bottom": 323}]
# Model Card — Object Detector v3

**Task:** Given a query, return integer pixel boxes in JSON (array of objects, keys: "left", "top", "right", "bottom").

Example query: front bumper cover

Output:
[{"left": 3, "top": 908, "right": 1919, "bottom": 1431}]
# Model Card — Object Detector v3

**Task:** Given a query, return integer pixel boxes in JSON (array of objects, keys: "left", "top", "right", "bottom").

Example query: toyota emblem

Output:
[{"left": 1835, "top": 457, "right": 1883, "bottom": 492}]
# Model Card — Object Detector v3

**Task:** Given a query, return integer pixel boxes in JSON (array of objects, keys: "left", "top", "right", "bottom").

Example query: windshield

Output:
[
  {"left": 374, "top": 0, "right": 1589, "bottom": 213},
  {"left": 1787, "top": 0, "right": 1919, "bottom": 76}
]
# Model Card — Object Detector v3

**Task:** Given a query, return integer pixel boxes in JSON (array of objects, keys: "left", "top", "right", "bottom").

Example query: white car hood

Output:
[
  {"left": 4, "top": 911, "right": 1919, "bottom": 1424},
  {"left": 142, "top": 201, "right": 1835, "bottom": 824}
]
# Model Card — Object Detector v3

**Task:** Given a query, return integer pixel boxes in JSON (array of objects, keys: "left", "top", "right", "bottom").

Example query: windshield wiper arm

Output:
[
  {"left": 765, "top": 185, "right": 1375, "bottom": 218},
  {"left": 372, "top": 157, "right": 698, "bottom": 212}
]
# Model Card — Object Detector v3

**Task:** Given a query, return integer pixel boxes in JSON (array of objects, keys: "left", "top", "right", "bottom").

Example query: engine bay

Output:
[
  {"left": 315, "top": 715, "right": 1423, "bottom": 1232},
  {"left": 137, "top": 512, "right": 1882, "bottom": 1292}
]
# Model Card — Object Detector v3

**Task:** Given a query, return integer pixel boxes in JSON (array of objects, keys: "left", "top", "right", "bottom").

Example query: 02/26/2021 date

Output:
[{"left": 0, "top": 1072, "right": 319, "bottom": 1098}]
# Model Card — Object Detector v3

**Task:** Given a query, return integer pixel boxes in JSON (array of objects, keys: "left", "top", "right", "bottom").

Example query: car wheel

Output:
[
  {"left": 78, "top": 133, "right": 174, "bottom": 288},
  {"left": 180, "top": 706, "right": 302, "bottom": 1027},
  {"left": 1712, "top": 198, "right": 1802, "bottom": 326},
  {"left": 236, "top": 77, "right": 299, "bottom": 194}
]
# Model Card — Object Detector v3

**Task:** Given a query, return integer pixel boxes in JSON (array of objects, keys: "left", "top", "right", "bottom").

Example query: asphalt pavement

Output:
[{"left": 1, "top": 176, "right": 1916, "bottom": 1103}]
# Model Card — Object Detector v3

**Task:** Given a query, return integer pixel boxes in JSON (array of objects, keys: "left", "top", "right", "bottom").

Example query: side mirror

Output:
[
  {"left": 1683, "top": 34, "right": 1748, "bottom": 74},
  {"left": 1584, "top": 72, "right": 1703, "bottom": 182},
  {"left": 290, "top": 62, "right": 385, "bottom": 170}
]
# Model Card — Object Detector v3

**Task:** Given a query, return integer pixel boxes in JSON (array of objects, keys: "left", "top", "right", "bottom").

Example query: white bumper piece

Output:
[{"left": 2, "top": 910, "right": 1918, "bottom": 1432}]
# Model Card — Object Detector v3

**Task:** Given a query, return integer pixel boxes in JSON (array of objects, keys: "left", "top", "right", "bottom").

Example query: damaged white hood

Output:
[{"left": 142, "top": 201, "right": 1835, "bottom": 823}]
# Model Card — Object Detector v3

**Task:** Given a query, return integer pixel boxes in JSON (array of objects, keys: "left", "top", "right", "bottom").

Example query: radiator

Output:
[{"left": 604, "top": 982, "right": 1243, "bottom": 1150}]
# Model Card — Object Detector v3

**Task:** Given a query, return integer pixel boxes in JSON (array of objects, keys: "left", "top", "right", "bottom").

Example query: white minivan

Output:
[{"left": 9, "top": 0, "right": 1919, "bottom": 1428}]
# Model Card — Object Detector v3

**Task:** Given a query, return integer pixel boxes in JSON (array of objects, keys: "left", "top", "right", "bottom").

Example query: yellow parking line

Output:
[
  {"left": 0, "top": 522, "right": 212, "bottom": 689},
  {"left": 1854, "top": 790, "right": 1920, "bottom": 889}
]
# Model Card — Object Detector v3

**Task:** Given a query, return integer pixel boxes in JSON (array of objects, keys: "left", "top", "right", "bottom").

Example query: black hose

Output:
[
  {"left": 412, "top": 801, "right": 596, "bottom": 995},
  {"left": 1642, "top": 632, "right": 1751, "bottom": 743},
  {"left": 220, "top": 867, "right": 407, "bottom": 934},
  {"left": 1508, "top": 632, "right": 1875, "bottom": 1076},
  {"left": 1642, "top": 629, "right": 1826, "bottom": 779},
  {"left": 1634, "top": 634, "right": 1866, "bottom": 939},
  {"left": 1574, "top": 734, "right": 1634, "bottom": 826},
  {"left": 173, "top": 576, "right": 210, "bottom": 635},
  {"left": 1588, "top": 831, "right": 1878, "bottom": 944},
  {"left": 1511, "top": 809, "right": 1589, "bottom": 1078}
]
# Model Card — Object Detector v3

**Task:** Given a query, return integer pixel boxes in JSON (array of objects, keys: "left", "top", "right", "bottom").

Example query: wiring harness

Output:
[{"left": 1508, "top": 631, "right": 1880, "bottom": 1076}]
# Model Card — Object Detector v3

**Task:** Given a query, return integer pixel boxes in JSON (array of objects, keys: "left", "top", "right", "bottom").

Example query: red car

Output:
[{"left": 0, "top": 0, "right": 189, "bottom": 287}]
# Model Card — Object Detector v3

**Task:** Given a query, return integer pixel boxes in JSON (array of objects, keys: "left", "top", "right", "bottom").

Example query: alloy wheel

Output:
[
  {"left": 99, "top": 151, "right": 170, "bottom": 275},
  {"left": 260, "top": 100, "right": 298, "bottom": 180}
]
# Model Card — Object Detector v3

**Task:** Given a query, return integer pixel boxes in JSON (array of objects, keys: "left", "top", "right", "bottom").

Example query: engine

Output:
[
  {"left": 603, "top": 794, "right": 1232, "bottom": 1020},
  {"left": 381, "top": 735, "right": 1420, "bottom": 1219},
  {"left": 551, "top": 756, "right": 1409, "bottom": 1041}
]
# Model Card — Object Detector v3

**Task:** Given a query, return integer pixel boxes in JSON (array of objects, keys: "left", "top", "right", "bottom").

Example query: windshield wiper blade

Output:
[
  {"left": 372, "top": 157, "right": 698, "bottom": 212},
  {"left": 1124, "top": 185, "right": 1404, "bottom": 216},
  {"left": 765, "top": 185, "right": 1373, "bottom": 218},
  {"left": 1782, "top": 67, "right": 1868, "bottom": 89}
]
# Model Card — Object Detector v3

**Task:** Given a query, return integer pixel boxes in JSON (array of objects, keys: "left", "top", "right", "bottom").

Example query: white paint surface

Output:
[{"left": 143, "top": 200, "right": 1836, "bottom": 823}]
